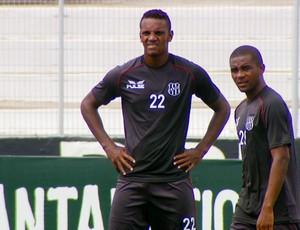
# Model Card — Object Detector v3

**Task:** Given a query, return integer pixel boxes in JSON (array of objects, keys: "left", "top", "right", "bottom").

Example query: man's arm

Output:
[
  {"left": 80, "top": 91, "right": 135, "bottom": 174},
  {"left": 194, "top": 92, "right": 231, "bottom": 157},
  {"left": 256, "top": 145, "right": 290, "bottom": 229},
  {"left": 174, "top": 92, "right": 230, "bottom": 172}
]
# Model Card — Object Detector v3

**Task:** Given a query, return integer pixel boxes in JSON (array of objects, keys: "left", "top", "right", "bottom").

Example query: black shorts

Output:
[
  {"left": 109, "top": 177, "right": 197, "bottom": 230},
  {"left": 231, "top": 220, "right": 300, "bottom": 230}
]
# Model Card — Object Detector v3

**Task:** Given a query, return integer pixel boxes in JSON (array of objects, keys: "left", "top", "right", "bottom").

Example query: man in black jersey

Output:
[
  {"left": 81, "top": 9, "right": 230, "bottom": 230},
  {"left": 229, "top": 45, "right": 300, "bottom": 230}
]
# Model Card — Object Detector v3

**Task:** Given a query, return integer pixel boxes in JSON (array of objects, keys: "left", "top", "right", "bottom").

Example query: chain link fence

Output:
[{"left": 0, "top": 0, "right": 298, "bottom": 138}]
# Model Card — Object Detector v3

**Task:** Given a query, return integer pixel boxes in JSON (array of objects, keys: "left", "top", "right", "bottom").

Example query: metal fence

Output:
[{"left": 0, "top": 0, "right": 299, "bottom": 138}]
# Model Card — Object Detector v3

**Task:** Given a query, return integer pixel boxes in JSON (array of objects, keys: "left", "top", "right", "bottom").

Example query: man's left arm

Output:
[
  {"left": 174, "top": 92, "right": 230, "bottom": 172},
  {"left": 256, "top": 145, "right": 290, "bottom": 229}
]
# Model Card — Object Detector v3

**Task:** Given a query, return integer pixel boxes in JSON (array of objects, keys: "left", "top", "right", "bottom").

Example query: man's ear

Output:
[
  {"left": 168, "top": 30, "right": 174, "bottom": 42},
  {"left": 260, "top": 63, "right": 265, "bottom": 74}
]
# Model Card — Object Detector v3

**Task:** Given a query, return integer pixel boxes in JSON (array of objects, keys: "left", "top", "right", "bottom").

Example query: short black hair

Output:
[
  {"left": 140, "top": 9, "right": 172, "bottom": 31},
  {"left": 230, "top": 45, "right": 264, "bottom": 65}
]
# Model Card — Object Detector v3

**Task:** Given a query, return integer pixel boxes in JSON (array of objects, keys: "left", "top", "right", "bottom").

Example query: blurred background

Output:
[
  {"left": 0, "top": 0, "right": 299, "bottom": 140},
  {"left": 0, "top": 3, "right": 298, "bottom": 229}
]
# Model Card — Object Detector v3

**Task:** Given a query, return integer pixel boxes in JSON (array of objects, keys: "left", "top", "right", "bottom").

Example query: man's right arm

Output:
[
  {"left": 80, "top": 91, "right": 135, "bottom": 174},
  {"left": 81, "top": 91, "right": 114, "bottom": 150}
]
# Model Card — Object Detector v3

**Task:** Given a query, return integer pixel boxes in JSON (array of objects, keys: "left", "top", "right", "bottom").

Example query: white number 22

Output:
[
  {"left": 183, "top": 217, "right": 196, "bottom": 230},
  {"left": 150, "top": 94, "right": 165, "bottom": 109}
]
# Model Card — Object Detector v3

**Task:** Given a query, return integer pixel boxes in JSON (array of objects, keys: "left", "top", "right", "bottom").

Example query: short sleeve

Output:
[
  {"left": 265, "top": 99, "right": 292, "bottom": 148},
  {"left": 193, "top": 65, "right": 220, "bottom": 104},
  {"left": 92, "top": 66, "right": 121, "bottom": 105}
]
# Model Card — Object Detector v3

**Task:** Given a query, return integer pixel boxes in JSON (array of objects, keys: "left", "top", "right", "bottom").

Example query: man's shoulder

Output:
[
  {"left": 260, "top": 86, "right": 285, "bottom": 105},
  {"left": 169, "top": 53, "right": 194, "bottom": 66},
  {"left": 261, "top": 86, "right": 281, "bottom": 97},
  {"left": 235, "top": 98, "right": 248, "bottom": 111},
  {"left": 118, "top": 55, "right": 144, "bottom": 71},
  {"left": 169, "top": 53, "right": 207, "bottom": 76}
]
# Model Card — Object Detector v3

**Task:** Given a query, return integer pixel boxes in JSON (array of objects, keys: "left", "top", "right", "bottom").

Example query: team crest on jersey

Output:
[
  {"left": 245, "top": 115, "right": 254, "bottom": 131},
  {"left": 168, "top": 82, "right": 180, "bottom": 96},
  {"left": 126, "top": 80, "right": 145, "bottom": 89}
]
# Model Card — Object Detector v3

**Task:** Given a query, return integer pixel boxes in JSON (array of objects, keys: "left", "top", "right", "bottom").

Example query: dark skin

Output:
[
  {"left": 81, "top": 92, "right": 135, "bottom": 174},
  {"left": 139, "top": 18, "right": 173, "bottom": 68},
  {"left": 230, "top": 54, "right": 290, "bottom": 230},
  {"left": 81, "top": 17, "right": 230, "bottom": 175}
]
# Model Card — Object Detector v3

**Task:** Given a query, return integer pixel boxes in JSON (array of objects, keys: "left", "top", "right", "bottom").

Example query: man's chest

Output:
[{"left": 118, "top": 68, "right": 192, "bottom": 109}]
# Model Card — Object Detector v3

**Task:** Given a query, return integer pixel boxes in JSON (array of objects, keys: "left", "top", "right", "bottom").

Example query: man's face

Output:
[
  {"left": 139, "top": 18, "right": 173, "bottom": 57},
  {"left": 230, "top": 54, "right": 265, "bottom": 97}
]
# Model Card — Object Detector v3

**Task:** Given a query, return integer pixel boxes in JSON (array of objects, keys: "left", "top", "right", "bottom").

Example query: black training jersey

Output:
[
  {"left": 92, "top": 54, "right": 220, "bottom": 182},
  {"left": 233, "top": 86, "right": 300, "bottom": 224}
]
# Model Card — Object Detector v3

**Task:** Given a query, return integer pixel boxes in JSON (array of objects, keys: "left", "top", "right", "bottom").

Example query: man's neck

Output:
[{"left": 144, "top": 54, "right": 169, "bottom": 68}]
